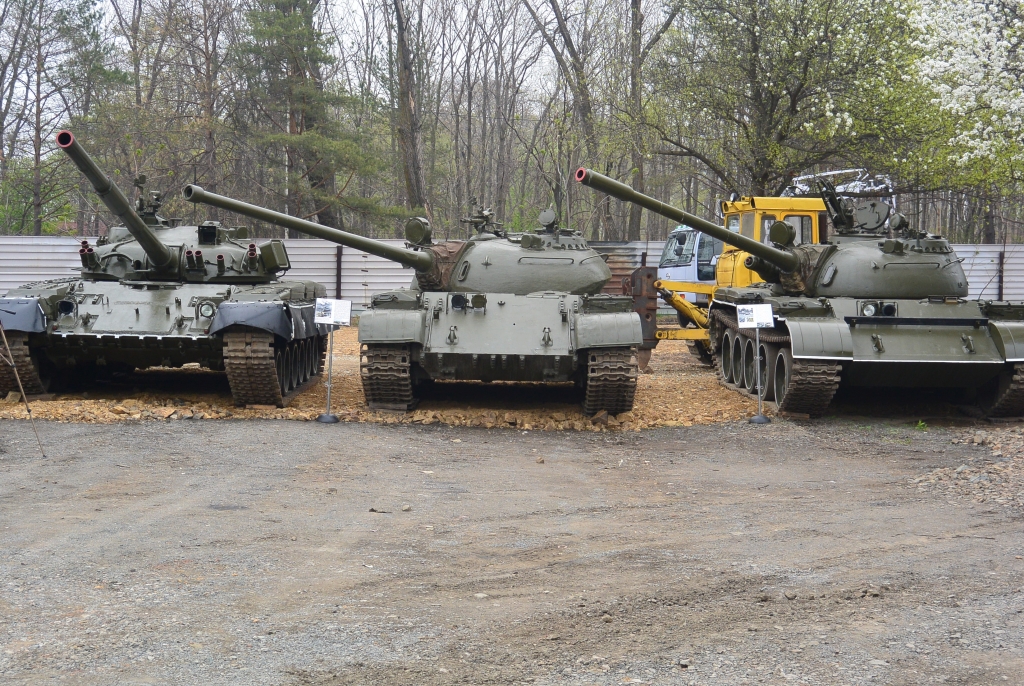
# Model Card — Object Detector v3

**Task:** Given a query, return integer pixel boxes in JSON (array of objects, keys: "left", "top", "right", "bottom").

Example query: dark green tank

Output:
[
  {"left": 181, "top": 187, "right": 643, "bottom": 414},
  {"left": 576, "top": 167, "right": 1024, "bottom": 417},
  {"left": 0, "top": 131, "right": 331, "bottom": 406}
]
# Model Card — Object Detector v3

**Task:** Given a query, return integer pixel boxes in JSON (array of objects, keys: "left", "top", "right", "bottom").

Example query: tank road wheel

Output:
[
  {"left": 294, "top": 343, "right": 304, "bottom": 387},
  {"left": 294, "top": 340, "right": 308, "bottom": 386},
  {"left": 222, "top": 331, "right": 285, "bottom": 407},
  {"left": 730, "top": 335, "right": 745, "bottom": 389},
  {"left": 360, "top": 344, "right": 418, "bottom": 411},
  {"left": 316, "top": 334, "right": 328, "bottom": 374},
  {"left": 289, "top": 344, "right": 301, "bottom": 389},
  {"left": 773, "top": 348, "right": 793, "bottom": 408},
  {"left": 757, "top": 342, "right": 779, "bottom": 402},
  {"left": 741, "top": 337, "right": 757, "bottom": 394},
  {"left": 284, "top": 347, "right": 297, "bottom": 393},
  {"left": 306, "top": 338, "right": 317, "bottom": 379},
  {"left": 980, "top": 363, "right": 1024, "bottom": 417},
  {"left": 720, "top": 330, "right": 735, "bottom": 384},
  {"left": 582, "top": 347, "right": 639, "bottom": 416},
  {"left": 276, "top": 350, "right": 287, "bottom": 393},
  {"left": 772, "top": 347, "right": 841, "bottom": 417},
  {"left": 0, "top": 332, "right": 50, "bottom": 396}
]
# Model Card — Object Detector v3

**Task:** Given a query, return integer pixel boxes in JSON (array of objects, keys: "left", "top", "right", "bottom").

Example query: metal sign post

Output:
[
  {"left": 736, "top": 303, "right": 774, "bottom": 425},
  {"left": 319, "top": 328, "right": 339, "bottom": 423},
  {"left": 0, "top": 318, "right": 46, "bottom": 457},
  {"left": 313, "top": 298, "right": 352, "bottom": 424}
]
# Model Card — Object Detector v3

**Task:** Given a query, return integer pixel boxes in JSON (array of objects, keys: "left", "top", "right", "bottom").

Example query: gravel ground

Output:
[
  {"left": 2, "top": 416, "right": 1023, "bottom": 685},
  {"left": 913, "top": 426, "right": 1024, "bottom": 512}
]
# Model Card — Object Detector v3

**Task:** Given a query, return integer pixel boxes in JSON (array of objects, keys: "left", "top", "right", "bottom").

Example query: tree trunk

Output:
[
  {"left": 626, "top": 0, "right": 644, "bottom": 241},
  {"left": 393, "top": 0, "right": 426, "bottom": 211},
  {"left": 31, "top": 4, "right": 42, "bottom": 236},
  {"left": 983, "top": 195, "right": 996, "bottom": 244}
]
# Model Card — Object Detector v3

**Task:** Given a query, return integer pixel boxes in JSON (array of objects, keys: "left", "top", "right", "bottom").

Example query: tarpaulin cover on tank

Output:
[
  {"left": 210, "top": 301, "right": 293, "bottom": 338},
  {"left": 0, "top": 298, "right": 45, "bottom": 333}
]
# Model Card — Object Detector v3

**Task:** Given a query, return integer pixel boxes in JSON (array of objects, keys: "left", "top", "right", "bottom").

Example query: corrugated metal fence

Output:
[{"left": 3, "top": 236, "right": 1021, "bottom": 307}]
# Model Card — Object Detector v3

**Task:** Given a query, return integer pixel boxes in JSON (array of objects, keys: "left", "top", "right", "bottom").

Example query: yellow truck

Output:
[{"left": 655, "top": 195, "right": 829, "bottom": 360}]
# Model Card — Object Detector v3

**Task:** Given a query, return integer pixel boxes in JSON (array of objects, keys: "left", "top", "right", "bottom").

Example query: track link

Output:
[
  {"left": 985, "top": 363, "right": 1024, "bottom": 417},
  {"left": 0, "top": 332, "right": 48, "bottom": 396},
  {"left": 583, "top": 347, "right": 638, "bottom": 415},
  {"left": 361, "top": 344, "right": 417, "bottom": 411},
  {"left": 223, "top": 332, "right": 284, "bottom": 406},
  {"left": 776, "top": 359, "right": 842, "bottom": 416}
]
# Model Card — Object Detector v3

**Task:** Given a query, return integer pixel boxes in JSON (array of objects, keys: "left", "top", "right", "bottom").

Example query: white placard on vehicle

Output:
[
  {"left": 736, "top": 303, "right": 774, "bottom": 329},
  {"left": 314, "top": 298, "right": 352, "bottom": 326}
]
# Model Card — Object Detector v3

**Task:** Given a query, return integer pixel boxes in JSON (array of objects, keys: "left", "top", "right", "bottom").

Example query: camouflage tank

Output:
[
  {"left": 0, "top": 130, "right": 330, "bottom": 406},
  {"left": 182, "top": 187, "right": 642, "bottom": 414},
  {"left": 576, "top": 167, "right": 1024, "bottom": 417}
]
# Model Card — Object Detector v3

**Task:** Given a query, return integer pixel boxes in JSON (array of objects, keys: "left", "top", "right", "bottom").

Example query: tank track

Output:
[
  {"left": 776, "top": 359, "right": 842, "bottom": 416},
  {"left": 360, "top": 344, "right": 418, "bottom": 411},
  {"left": 712, "top": 310, "right": 840, "bottom": 416},
  {"left": 582, "top": 347, "right": 638, "bottom": 415},
  {"left": 223, "top": 332, "right": 324, "bottom": 407},
  {"left": 224, "top": 332, "right": 284, "bottom": 406},
  {"left": 985, "top": 363, "right": 1024, "bottom": 417},
  {"left": 0, "top": 332, "right": 48, "bottom": 396}
]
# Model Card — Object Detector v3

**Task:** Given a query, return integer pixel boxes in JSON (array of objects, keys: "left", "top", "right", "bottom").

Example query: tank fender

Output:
[
  {"left": 210, "top": 301, "right": 292, "bottom": 339},
  {"left": 285, "top": 301, "right": 328, "bottom": 339},
  {"left": 786, "top": 319, "right": 854, "bottom": 360},
  {"left": 574, "top": 312, "right": 643, "bottom": 348},
  {"left": 358, "top": 310, "right": 426, "bottom": 344},
  {"left": 988, "top": 321, "right": 1024, "bottom": 362},
  {"left": 0, "top": 298, "right": 46, "bottom": 333}
]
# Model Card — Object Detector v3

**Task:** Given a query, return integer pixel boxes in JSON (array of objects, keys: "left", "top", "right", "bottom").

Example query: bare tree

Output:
[{"left": 393, "top": 0, "right": 427, "bottom": 210}]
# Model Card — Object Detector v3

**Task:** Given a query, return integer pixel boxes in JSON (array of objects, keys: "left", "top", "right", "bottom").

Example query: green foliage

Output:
[{"left": 659, "top": 0, "right": 920, "bottom": 194}]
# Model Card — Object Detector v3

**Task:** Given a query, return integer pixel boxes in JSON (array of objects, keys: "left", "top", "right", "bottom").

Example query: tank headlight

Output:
[
  {"left": 862, "top": 303, "right": 876, "bottom": 316},
  {"left": 199, "top": 302, "right": 216, "bottom": 318}
]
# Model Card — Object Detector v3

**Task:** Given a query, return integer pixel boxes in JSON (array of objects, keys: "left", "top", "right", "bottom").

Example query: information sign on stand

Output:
[
  {"left": 313, "top": 298, "right": 352, "bottom": 423},
  {"left": 736, "top": 304, "right": 774, "bottom": 424},
  {"left": 314, "top": 298, "right": 352, "bottom": 327}
]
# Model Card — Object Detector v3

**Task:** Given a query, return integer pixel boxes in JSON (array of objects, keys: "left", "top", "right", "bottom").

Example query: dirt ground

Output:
[
  {"left": 2, "top": 414, "right": 1023, "bottom": 685},
  {"left": 0, "top": 325, "right": 757, "bottom": 430}
]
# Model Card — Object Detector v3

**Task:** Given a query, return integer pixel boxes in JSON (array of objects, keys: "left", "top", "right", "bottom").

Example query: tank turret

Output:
[
  {"left": 57, "top": 130, "right": 174, "bottom": 271},
  {"left": 57, "top": 130, "right": 297, "bottom": 285},
  {"left": 575, "top": 167, "right": 967, "bottom": 300},
  {"left": 183, "top": 185, "right": 613, "bottom": 296}
]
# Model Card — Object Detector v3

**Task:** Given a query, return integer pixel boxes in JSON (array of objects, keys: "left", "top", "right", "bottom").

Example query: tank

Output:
[
  {"left": 181, "top": 187, "right": 643, "bottom": 414},
  {"left": 576, "top": 167, "right": 1024, "bottom": 417},
  {"left": 0, "top": 130, "right": 331, "bottom": 406}
]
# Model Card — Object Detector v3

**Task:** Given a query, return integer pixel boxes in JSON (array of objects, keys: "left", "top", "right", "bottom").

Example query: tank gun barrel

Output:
[
  {"left": 56, "top": 131, "right": 174, "bottom": 270},
  {"left": 574, "top": 167, "right": 799, "bottom": 273},
  {"left": 182, "top": 185, "right": 434, "bottom": 272}
]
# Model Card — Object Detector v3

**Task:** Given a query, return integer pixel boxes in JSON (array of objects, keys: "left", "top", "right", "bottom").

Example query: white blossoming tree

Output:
[{"left": 916, "top": 0, "right": 1024, "bottom": 177}]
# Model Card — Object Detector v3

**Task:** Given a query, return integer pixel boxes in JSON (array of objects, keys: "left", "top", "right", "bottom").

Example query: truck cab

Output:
[
  {"left": 716, "top": 196, "right": 828, "bottom": 289},
  {"left": 658, "top": 228, "right": 723, "bottom": 303}
]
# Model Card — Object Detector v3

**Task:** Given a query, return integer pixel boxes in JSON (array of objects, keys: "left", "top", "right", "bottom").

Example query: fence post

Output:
[
  {"left": 999, "top": 250, "right": 1005, "bottom": 301},
  {"left": 335, "top": 246, "right": 343, "bottom": 298}
]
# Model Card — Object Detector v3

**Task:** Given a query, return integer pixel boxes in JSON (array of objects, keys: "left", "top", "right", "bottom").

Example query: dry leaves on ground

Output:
[{"left": 0, "top": 325, "right": 757, "bottom": 431}]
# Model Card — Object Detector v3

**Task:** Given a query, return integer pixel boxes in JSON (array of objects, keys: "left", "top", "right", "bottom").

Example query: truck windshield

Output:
[{"left": 659, "top": 229, "right": 697, "bottom": 267}]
